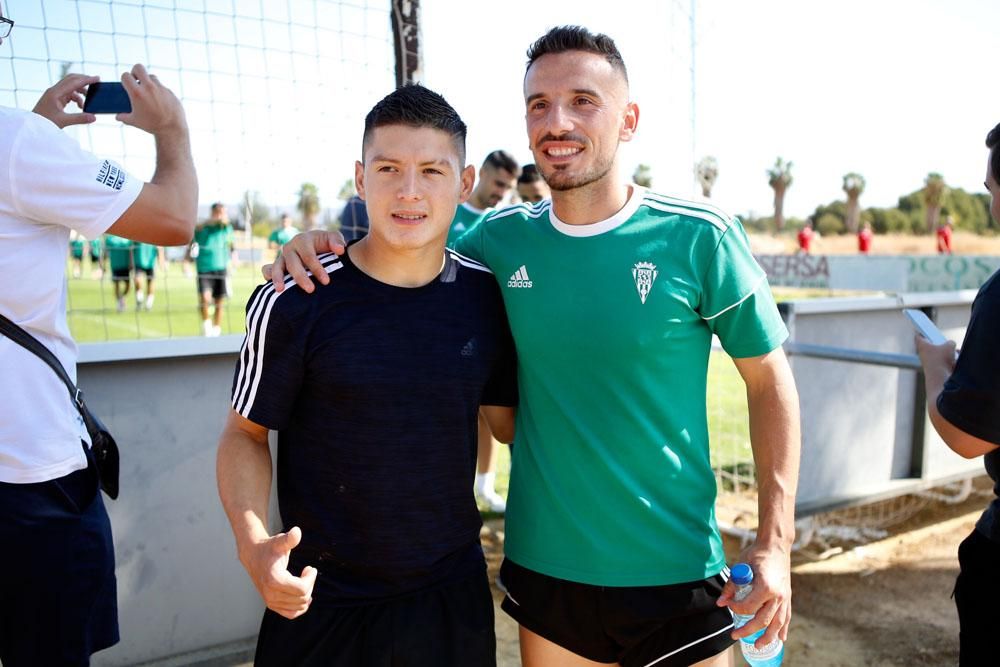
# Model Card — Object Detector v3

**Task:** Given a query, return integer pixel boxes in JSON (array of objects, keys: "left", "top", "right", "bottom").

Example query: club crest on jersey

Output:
[{"left": 632, "top": 262, "right": 658, "bottom": 304}]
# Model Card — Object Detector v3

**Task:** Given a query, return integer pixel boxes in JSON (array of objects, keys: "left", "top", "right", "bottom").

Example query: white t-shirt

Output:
[{"left": 0, "top": 107, "right": 143, "bottom": 483}]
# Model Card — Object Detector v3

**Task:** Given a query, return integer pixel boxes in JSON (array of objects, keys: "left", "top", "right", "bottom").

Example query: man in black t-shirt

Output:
[
  {"left": 916, "top": 122, "right": 1000, "bottom": 666},
  {"left": 217, "top": 85, "right": 517, "bottom": 667}
]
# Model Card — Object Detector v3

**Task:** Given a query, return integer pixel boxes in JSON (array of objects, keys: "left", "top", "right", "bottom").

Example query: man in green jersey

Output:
[
  {"left": 69, "top": 231, "right": 85, "bottom": 278},
  {"left": 269, "top": 25, "right": 800, "bottom": 667},
  {"left": 132, "top": 241, "right": 160, "bottom": 310},
  {"left": 515, "top": 164, "right": 549, "bottom": 204},
  {"left": 88, "top": 237, "right": 104, "bottom": 278},
  {"left": 189, "top": 202, "right": 234, "bottom": 336},
  {"left": 104, "top": 233, "right": 135, "bottom": 313},
  {"left": 268, "top": 212, "right": 299, "bottom": 255},
  {"left": 446, "top": 150, "right": 519, "bottom": 246}
]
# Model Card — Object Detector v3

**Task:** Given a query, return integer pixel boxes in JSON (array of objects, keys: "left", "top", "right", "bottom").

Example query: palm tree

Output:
[
  {"left": 297, "top": 182, "right": 321, "bottom": 231},
  {"left": 842, "top": 172, "right": 866, "bottom": 233},
  {"left": 767, "top": 157, "right": 793, "bottom": 231},
  {"left": 633, "top": 164, "right": 653, "bottom": 188},
  {"left": 923, "top": 173, "right": 947, "bottom": 233},
  {"left": 695, "top": 156, "right": 719, "bottom": 198}
]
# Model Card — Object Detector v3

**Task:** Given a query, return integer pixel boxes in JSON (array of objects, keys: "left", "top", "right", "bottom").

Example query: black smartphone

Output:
[{"left": 83, "top": 81, "right": 132, "bottom": 114}]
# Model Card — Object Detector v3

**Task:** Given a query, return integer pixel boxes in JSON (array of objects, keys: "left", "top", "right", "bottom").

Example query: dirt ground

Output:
[
  {"left": 480, "top": 481, "right": 992, "bottom": 667},
  {"left": 748, "top": 230, "right": 1000, "bottom": 257}
]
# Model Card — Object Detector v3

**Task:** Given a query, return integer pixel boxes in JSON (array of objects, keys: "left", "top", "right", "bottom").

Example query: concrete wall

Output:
[
  {"left": 755, "top": 254, "right": 1000, "bottom": 293},
  {"left": 783, "top": 291, "right": 984, "bottom": 514},
  {"left": 79, "top": 337, "right": 268, "bottom": 667}
]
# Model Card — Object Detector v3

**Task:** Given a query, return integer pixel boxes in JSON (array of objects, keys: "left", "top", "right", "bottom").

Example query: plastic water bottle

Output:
[{"left": 730, "top": 562, "right": 784, "bottom": 667}]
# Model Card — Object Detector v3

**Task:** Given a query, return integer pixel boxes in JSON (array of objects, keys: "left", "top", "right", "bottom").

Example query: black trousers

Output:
[
  {"left": 954, "top": 528, "right": 1000, "bottom": 666},
  {"left": 255, "top": 568, "right": 496, "bottom": 667},
  {"left": 0, "top": 444, "right": 118, "bottom": 667}
]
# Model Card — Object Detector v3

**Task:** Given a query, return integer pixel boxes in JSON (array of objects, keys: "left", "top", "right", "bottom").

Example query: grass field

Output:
[{"left": 66, "top": 259, "right": 266, "bottom": 342}]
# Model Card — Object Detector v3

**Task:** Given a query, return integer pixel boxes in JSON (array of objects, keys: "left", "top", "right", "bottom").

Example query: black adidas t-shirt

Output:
[
  {"left": 231, "top": 248, "right": 517, "bottom": 604},
  {"left": 937, "top": 268, "right": 1000, "bottom": 542}
]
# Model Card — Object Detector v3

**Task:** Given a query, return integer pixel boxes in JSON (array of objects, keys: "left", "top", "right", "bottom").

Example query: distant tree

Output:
[
  {"left": 866, "top": 207, "right": 914, "bottom": 234},
  {"left": 338, "top": 178, "right": 356, "bottom": 201},
  {"left": 695, "top": 156, "right": 718, "bottom": 198},
  {"left": 842, "top": 172, "right": 866, "bottom": 233},
  {"left": 815, "top": 212, "right": 845, "bottom": 236},
  {"left": 945, "top": 188, "right": 991, "bottom": 233},
  {"left": 922, "top": 172, "right": 947, "bottom": 233},
  {"left": 633, "top": 164, "right": 653, "bottom": 188},
  {"left": 767, "top": 157, "right": 793, "bottom": 231},
  {"left": 241, "top": 190, "right": 273, "bottom": 236},
  {"left": 973, "top": 193, "right": 994, "bottom": 230},
  {"left": 813, "top": 200, "right": 848, "bottom": 221},
  {"left": 297, "top": 182, "right": 321, "bottom": 231}
]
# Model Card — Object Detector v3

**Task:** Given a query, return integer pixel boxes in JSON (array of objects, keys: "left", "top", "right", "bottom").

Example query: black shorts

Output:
[
  {"left": 135, "top": 265, "right": 155, "bottom": 278},
  {"left": 111, "top": 267, "right": 131, "bottom": 282},
  {"left": 499, "top": 559, "right": 734, "bottom": 667},
  {"left": 197, "top": 270, "right": 228, "bottom": 299},
  {"left": 254, "top": 568, "right": 496, "bottom": 667},
  {"left": 955, "top": 528, "right": 1000, "bottom": 666},
  {"left": 0, "top": 444, "right": 118, "bottom": 667}
]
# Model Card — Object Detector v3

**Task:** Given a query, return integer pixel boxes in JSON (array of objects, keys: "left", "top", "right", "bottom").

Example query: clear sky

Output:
[{"left": 422, "top": 0, "right": 1000, "bottom": 220}]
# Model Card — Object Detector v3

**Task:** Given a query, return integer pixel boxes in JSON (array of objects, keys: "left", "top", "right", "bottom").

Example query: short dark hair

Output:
[
  {"left": 986, "top": 122, "right": 1000, "bottom": 184},
  {"left": 210, "top": 202, "right": 225, "bottom": 214},
  {"left": 517, "top": 164, "right": 542, "bottom": 185},
  {"left": 483, "top": 150, "right": 519, "bottom": 176},
  {"left": 526, "top": 25, "right": 628, "bottom": 84},
  {"left": 363, "top": 84, "right": 466, "bottom": 163}
]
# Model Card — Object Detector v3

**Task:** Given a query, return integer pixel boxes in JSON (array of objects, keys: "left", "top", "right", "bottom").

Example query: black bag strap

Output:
[{"left": 0, "top": 311, "right": 85, "bottom": 410}]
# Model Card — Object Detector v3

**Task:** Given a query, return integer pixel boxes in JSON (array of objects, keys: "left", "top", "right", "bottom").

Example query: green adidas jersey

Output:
[
  {"left": 194, "top": 221, "right": 233, "bottom": 273},
  {"left": 446, "top": 202, "right": 490, "bottom": 246},
  {"left": 103, "top": 234, "right": 134, "bottom": 272},
  {"left": 134, "top": 242, "right": 158, "bottom": 270},
  {"left": 69, "top": 237, "right": 85, "bottom": 259},
  {"left": 454, "top": 186, "right": 788, "bottom": 586},
  {"left": 268, "top": 226, "right": 298, "bottom": 247}
]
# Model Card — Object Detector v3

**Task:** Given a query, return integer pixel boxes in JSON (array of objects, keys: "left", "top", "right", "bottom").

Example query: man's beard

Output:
[
  {"left": 535, "top": 140, "right": 618, "bottom": 192},
  {"left": 541, "top": 158, "right": 616, "bottom": 192}
]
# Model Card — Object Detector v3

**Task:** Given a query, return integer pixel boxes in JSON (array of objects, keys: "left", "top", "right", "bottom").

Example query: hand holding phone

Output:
[
  {"left": 31, "top": 73, "right": 99, "bottom": 129},
  {"left": 903, "top": 309, "right": 949, "bottom": 345},
  {"left": 83, "top": 82, "right": 132, "bottom": 114}
]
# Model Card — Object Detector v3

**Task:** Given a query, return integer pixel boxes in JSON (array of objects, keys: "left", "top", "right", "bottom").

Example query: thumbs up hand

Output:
[{"left": 240, "top": 526, "right": 318, "bottom": 619}]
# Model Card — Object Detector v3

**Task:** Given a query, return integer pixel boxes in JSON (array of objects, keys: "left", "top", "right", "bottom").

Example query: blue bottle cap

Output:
[{"left": 731, "top": 562, "right": 753, "bottom": 585}]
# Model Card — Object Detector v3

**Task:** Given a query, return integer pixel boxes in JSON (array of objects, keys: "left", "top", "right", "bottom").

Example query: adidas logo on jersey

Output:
[
  {"left": 461, "top": 338, "right": 477, "bottom": 357},
  {"left": 508, "top": 265, "right": 533, "bottom": 288}
]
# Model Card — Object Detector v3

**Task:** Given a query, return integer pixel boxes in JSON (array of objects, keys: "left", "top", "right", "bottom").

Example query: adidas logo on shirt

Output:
[{"left": 507, "top": 265, "right": 533, "bottom": 288}]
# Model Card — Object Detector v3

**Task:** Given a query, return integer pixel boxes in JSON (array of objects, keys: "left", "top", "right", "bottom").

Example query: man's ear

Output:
[
  {"left": 354, "top": 160, "right": 366, "bottom": 201},
  {"left": 459, "top": 164, "right": 476, "bottom": 203},
  {"left": 620, "top": 101, "right": 640, "bottom": 143}
]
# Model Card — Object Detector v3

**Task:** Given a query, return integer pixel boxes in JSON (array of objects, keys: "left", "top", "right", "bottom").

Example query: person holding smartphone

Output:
[
  {"left": 915, "top": 122, "right": 1000, "bottom": 666},
  {"left": 0, "top": 5, "right": 197, "bottom": 662}
]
